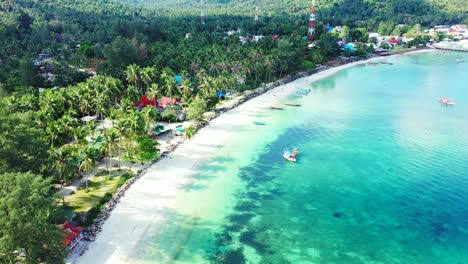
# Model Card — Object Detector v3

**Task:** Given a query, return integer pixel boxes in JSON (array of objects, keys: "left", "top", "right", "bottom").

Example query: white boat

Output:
[
  {"left": 439, "top": 97, "right": 456, "bottom": 106},
  {"left": 283, "top": 148, "right": 298, "bottom": 162}
]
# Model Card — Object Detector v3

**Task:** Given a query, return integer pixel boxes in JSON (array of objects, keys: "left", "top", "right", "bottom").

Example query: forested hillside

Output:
[{"left": 121, "top": 0, "right": 467, "bottom": 27}]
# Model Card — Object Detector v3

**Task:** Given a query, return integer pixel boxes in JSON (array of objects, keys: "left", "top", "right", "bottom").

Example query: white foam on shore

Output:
[{"left": 72, "top": 49, "right": 434, "bottom": 264}]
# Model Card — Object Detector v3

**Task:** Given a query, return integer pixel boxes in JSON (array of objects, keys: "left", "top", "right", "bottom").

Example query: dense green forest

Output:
[
  {"left": 0, "top": 0, "right": 465, "bottom": 262},
  {"left": 121, "top": 0, "right": 467, "bottom": 27}
]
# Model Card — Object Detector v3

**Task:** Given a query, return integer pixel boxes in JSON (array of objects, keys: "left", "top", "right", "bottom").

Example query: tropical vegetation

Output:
[{"left": 0, "top": 0, "right": 464, "bottom": 262}]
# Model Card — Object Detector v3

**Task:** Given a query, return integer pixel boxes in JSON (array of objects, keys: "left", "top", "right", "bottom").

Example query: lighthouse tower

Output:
[
  {"left": 200, "top": 0, "right": 205, "bottom": 24},
  {"left": 307, "top": 0, "right": 316, "bottom": 41}
]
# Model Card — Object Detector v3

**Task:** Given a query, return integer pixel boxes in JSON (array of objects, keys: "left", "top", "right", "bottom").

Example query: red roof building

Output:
[
  {"left": 160, "top": 97, "right": 182, "bottom": 108},
  {"left": 62, "top": 221, "right": 84, "bottom": 250},
  {"left": 133, "top": 95, "right": 159, "bottom": 108},
  {"left": 387, "top": 39, "right": 400, "bottom": 45}
]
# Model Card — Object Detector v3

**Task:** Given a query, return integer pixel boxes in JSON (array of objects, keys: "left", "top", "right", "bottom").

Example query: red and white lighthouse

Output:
[{"left": 307, "top": 0, "right": 316, "bottom": 41}]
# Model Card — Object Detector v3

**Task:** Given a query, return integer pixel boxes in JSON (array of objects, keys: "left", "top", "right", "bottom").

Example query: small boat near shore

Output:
[
  {"left": 254, "top": 121, "right": 266, "bottom": 125},
  {"left": 283, "top": 148, "right": 298, "bottom": 162},
  {"left": 439, "top": 97, "right": 456, "bottom": 106},
  {"left": 270, "top": 106, "right": 283, "bottom": 110},
  {"left": 285, "top": 103, "right": 301, "bottom": 107}
]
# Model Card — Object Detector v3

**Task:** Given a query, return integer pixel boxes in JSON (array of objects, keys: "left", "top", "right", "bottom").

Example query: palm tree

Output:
[
  {"left": 126, "top": 110, "right": 143, "bottom": 138},
  {"left": 200, "top": 75, "right": 215, "bottom": 99},
  {"left": 185, "top": 125, "right": 196, "bottom": 140},
  {"left": 160, "top": 67, "right": 176, "bottom": 99},
  {"left": 79, "top": 95, "right": 93, "bottom": 116},
  {"left": 146, "top": 83, "right": 160, "bottom": 112},
  {"left": 79, "top": 147, "right": 95, "bottom": 192},
  {"left": 114, "top": 119, "right": 128, "bottom": 169},
  {"left": 179, "top": 78, "right": 193, "bottom": 103},
  {"left": 140, "top": 66, "right": 156, "bottom": 94},
  {"left": 125, "top": 64, "right": 141, "bottom": 92},
  {"left": 59, "top": 114, "right": 78, "bottom": 142},
  {"left": 71, "top": 126, "right": 87, "bottom": 145},
  {"left": 141, "top": 106, "right": 154, "bottom": 133},
  {"left": 92, "top": 93, "right": 108, "bottom": 122},
  {"left": 45, "top": 121, "right": 63, "bottom": 147},
  {"left": 51, "top": 148, "right": 69, "bottom": 205},
  {"left": 103, "top": 129, "right": 119, "bottom": 179}
]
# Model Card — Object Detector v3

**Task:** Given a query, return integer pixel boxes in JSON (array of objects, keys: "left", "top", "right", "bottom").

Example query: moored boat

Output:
[
  {"left": 254, "top": 121, "right": 266, "bottom": 125},
  {"left": 285, "top": 103, "right": 301, "bottom": 107},
  {"left": 439, "top": 97, "right": 456, "bottom": 106},
  {"left": 270, "top": 106, "right": 283, "bottom": 110},
  {"left": 283, "top": 148, "right": 298, "bottom": 162}
]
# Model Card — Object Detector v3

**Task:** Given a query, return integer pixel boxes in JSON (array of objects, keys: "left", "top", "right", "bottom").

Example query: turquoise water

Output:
[{"left": 137, "top": 51, "right": 468, "bottom": 263}]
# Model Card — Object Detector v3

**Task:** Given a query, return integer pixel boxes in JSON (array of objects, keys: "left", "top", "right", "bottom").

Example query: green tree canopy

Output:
[{"left": 0, "top": 172, "right": 64, "bottom": 263}]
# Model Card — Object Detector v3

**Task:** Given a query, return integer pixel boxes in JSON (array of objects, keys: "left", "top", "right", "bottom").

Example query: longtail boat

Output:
[
  {"left": 283, "top": 148, "right": 298, "bottom": 162},
  {"left": 270, "top": 106, "right": 283, "bottom": 110},
  {"left": 254, "top": 121, "right": 266, "bottom": 125},
  {"left": 285, "top": 103, "right": 301, "bottom": 107}
]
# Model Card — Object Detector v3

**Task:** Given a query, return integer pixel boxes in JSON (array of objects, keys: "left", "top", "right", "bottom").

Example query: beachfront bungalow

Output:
[
  {"left": 160, "top": 97, "right": 182, "bottom": 108},
  {"left": 450, "top": 25, "right": 467, "bottom": 38},
  {"left": 435, "top": 25, "right": 450, "bottom": 34},
  {"left": 134, "top": 95, "right": 159, "bottom": 109}
]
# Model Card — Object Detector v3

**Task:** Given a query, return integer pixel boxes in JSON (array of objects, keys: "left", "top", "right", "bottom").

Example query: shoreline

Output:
[{"left": 69, "top": 48, "right": 435, "bottom": 263}]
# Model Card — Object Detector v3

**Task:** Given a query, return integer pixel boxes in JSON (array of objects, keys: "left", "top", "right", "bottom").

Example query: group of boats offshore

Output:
[
  {"left": 255, "top": 86, "right": 458, "bottom": 163},
  {"left": 253, "top": 87, "right": 312, "bottom": 162}
]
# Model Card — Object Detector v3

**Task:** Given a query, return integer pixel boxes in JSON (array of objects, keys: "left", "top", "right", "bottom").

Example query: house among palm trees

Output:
[
  {"left": 133, "top": 95, "right": 158, "bottom": 109},
  {"left": 160, "top": 97, "right": 182, "bottom": 108},
  {"left": 133, "top": 95, "right": 182, "bottom": 111}
]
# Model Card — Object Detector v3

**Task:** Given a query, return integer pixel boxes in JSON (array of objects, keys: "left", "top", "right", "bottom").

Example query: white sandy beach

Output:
[{"left": 73, "top": 50, "right": 433, "bottom": 264}]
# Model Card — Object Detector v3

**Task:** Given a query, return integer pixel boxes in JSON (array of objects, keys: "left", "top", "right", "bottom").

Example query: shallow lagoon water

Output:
[{"left": 135, "top": 51, "right": 468, "bottom": 263}]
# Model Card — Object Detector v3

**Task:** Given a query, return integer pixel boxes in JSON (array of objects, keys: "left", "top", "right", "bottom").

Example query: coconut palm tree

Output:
[
  {"left": 160, "top": 67, "right": 176, "bottom": 99},
  {"left": 200, "top": 75, "right": 215, "bottom": 99},
  {"left": 146, "top": 83, "right": 160, "bottom": 111},
  {"left": 92, "top": 93, "right": 108, "bottom": 122},
  {"left": 141, "top": 106, "right": 155, "bottom": 133},
  {"left": 103, "top": 129, "right": 119, "bottom": 179},
  {"left": 179, "top": 78, "right": 193, "bottom": 103},
  {"left": 185, "top": 125, "right": 196, "bottom": 140},
  {"left": 45, "top": 121, "right": 63, "bottom": 147},
  {"left": 114, "top": 120, "right": 128, "bottom": 170},
  {"left": 140, "top": 66, "right": 157, "bottom": 94},
  {"left": 59, "top": 114, "right": 78, "bottom": 142},
  {"left": 79, "top": 147, "right": 95, "bottom": 192},
  {"left": 71, "top": 126, "right": 87, "bottom": 145},
  {"left": 79, "top": 95, "right": 93, "bottom": 116},
  {"left": 51, "top": 147, "right": 77, "bottom": 205},
  {"left": 125, "top": 64, "right": 141, "bottom": 92}
]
